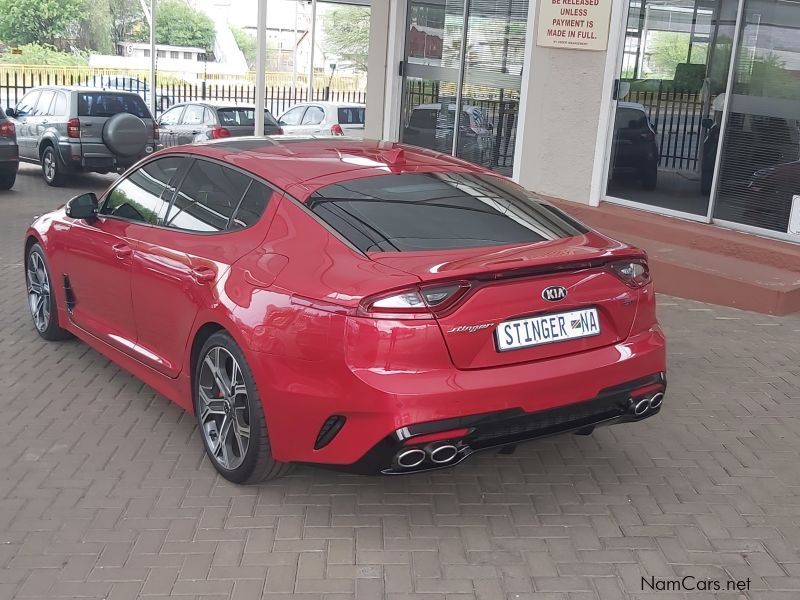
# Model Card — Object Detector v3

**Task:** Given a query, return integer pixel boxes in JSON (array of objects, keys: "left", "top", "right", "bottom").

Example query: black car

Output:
[
  {"left": 0, "top": 107, "right": 18, "bottom": 190},
  {"left": 611, "top": 102, "right": 659, "bottom": 190}
]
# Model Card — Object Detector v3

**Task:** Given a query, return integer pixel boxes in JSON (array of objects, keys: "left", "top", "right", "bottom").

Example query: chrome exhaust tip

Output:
[
  {"left": 649, "top": 392, "right": 664, "bottom": 409},
  {"left": 428, "top": 444, "right": 458, "bottom": 464},
  {"left": 633, "top": 398, "right": 650, "bottom": 416},
  {"left": 395, "top": 448, "right": 426, "bottom": 469}
]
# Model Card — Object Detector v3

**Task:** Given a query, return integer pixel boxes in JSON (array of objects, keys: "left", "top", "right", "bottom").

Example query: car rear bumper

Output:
[
  {"left": 256, "top": 325, "right": 667, "bottom": 471},
  {"left": 333, "top": 372, "right": 666, "bottom": 475},
  {"left": 58, "top": 140, "right": 160, "bottom": 172},
  {"left": 0, "top": 144, "right": 18, "bottom": 163}
]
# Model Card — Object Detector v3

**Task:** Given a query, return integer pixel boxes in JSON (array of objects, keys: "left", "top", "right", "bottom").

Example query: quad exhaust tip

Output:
[
  {"left": 395, "top": 448, "right": 426, "bottom": 469},
  {"left": 632, "top": 392, "right": 664, "bottom": 417},
  {"left": 428, "top": 444, "right": 458, "bottom": 464}
]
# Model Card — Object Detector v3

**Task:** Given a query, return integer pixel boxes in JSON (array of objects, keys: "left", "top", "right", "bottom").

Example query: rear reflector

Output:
[{"left": 0, "top": 120, "right": 15, "bottom": 139}]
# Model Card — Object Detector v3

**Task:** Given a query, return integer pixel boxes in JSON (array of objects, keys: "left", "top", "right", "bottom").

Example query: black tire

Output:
[
  {"left": 642, "top": 163, "right": 658, "bottom": 191},
  {"left": 41, "top": 145, "right": 66, "bottom": 187},
  {"left": 0, "top": 164, "right": 16, "bottom": 190},
  {"left": 195, "top": 331, "right": 291, "bottom": 484},
  {"left": 25, "top": 243, "right": 72, "bottom": 341}
]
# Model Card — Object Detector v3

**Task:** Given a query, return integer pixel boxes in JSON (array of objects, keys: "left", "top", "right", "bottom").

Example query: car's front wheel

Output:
[
  {"left": 41, "top": 146, "right": 66, "bottom": 187},
  {"left": 26, "top": 243, "right": 72, "bottom": 341},
  {"left": 195, "top": 331, "right": 291, "bottom": 484}
]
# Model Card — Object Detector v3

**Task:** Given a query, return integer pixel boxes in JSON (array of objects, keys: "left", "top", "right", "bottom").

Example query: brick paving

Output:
[{"left": 1, "top": 164, "right": 800, "bottom": 599}]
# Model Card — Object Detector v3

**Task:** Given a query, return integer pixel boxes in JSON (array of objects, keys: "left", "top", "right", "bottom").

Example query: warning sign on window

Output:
[{"left": 536, "top": 0, "right": 613, "bottom": 51}]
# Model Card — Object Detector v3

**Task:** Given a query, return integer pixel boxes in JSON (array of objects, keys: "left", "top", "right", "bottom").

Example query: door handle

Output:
[
  {"left": 190, "top": 130, "right": 200, "bottom": 135},
  {"left": 191, "top": 266, "right": 216, "bottom": 284},
  {"left": 112, "top": 243, "right": 132, "bottom": 259}
]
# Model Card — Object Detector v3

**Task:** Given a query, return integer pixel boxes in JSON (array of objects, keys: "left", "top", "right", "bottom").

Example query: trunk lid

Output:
[{"left": 371, "top": 232, "right": 641, "bottom": 369}]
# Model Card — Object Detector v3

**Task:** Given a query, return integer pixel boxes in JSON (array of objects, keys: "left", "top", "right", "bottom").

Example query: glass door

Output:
[
  {"left": 606, "top": 0, "right": 740, "bottom": 218},
  {"left": 400, "top": 0, "right": 529, "bottom": 176},
  {"left": 711, "top": 0, "right": 800, "bottom": 238}
]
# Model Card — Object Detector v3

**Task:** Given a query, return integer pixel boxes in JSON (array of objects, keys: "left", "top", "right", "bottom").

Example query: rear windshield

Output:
[
  {"left": 217, "top": 108, "right": 279, "bottom": 127},
  {"left": 308, "top": 173, "right": 588, "bottom": 253},
  {"left": 78, "top": 93, "right": 151, "bottom": 119},
  {"left": 338, "top": 107, "right": 365, "bottom": 125}
]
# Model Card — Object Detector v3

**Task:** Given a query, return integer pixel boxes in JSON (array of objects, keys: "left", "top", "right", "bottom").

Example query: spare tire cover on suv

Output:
[{"left": 102, "top": 113, "right": 148, "bottom": 157}]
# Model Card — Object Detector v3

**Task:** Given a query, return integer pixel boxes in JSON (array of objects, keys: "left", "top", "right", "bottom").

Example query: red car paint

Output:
[{"left": 25, "top": 138, "right": 666, "bottom": 473}]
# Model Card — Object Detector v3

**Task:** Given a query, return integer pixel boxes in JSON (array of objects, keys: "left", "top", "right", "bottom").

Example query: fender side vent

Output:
[
  {"left": 62, "top": 274, "right": 76, "bottom": 314},
  {"left": 314, "top": 415, "right": 346, "bottom": 450}
]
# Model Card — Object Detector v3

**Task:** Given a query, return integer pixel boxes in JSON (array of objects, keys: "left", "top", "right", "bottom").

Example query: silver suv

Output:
[{"left": 6, "top": 86, "right": 160, "bottom": 186}]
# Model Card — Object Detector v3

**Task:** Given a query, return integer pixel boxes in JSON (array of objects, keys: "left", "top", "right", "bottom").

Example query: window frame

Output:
[
  {"left": 301, "top": 105, "right": 325, "bottom": 125},
  {"left": 98, "top": 155, "right": 188, "bottom": 225},
  {"left": 97, "top": 154, "right": 281, "bottom": 236}
]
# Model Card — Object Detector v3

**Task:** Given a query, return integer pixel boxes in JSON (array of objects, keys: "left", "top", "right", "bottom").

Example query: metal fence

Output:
[
  {"left": 624, "top": 88, "right": 706, "bottom": 172},
  {"left": 402, "top": 79, "right": 520, "bottom": 173},
  {"left": 0, "top": 72, "right": 366, "bottom": 117}
]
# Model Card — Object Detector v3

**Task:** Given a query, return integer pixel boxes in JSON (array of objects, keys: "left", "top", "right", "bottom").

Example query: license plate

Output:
[{"left": 495, "top": 307, "right": 600, "bottom": 352}]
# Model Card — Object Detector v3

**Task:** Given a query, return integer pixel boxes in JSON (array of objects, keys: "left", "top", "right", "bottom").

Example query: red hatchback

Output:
[{"left": 24, "top": 138, "right": 666, "bottom": 483}]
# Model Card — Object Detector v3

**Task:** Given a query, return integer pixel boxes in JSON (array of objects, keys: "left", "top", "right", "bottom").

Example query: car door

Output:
[
  {"left": 13, "top": 90, "right": 40, "bottom": 159},
  {"left": 175, "top": 104, "right": 205, "bottom": 146},
  {"left": 62, "top": 157, "right": 180, "bottom": 356},
  {"left": 157, "top": 105, "right": 184, "bottom": 147},
  {"left": 129, "top": 158, "right": 275, "bottom": 378},
  {"left": 277, "top": 105, "right": 307, "bottom": 135},
  {"left": 298, "top": 105, "right": 326, "bottom": 135},
  {"left": 32, "top": 89, "right": 55, "bottom": 144}
]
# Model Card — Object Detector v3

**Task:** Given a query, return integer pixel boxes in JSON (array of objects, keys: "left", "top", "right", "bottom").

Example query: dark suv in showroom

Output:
[{"left": 6, "top": 86, "right": 160, "bottom": 186}]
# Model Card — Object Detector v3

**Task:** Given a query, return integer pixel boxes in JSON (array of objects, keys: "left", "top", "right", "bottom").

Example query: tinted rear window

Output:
[
  {"left": 308, "top": 173, "right": 588, "bottom": 253},
  {"left": 338, "top": 107, "right": 365, "bottom": 125},
  {"left": 217, "top": 108, "right": 278, "bottom": 127},
  {"left": 78, "top": 93, "right": 151, "bottom": 119}
]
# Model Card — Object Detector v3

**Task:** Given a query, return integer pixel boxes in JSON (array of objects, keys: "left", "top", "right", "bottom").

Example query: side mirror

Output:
[
  {"left": 65, "top": 192, "right": 98, "bottom": 220},
  {"left": 4, "top": 107, "right": 16, "bottom": 118},
  {"left": 702, "top": 117, "right": 714, "bottom": 129}
]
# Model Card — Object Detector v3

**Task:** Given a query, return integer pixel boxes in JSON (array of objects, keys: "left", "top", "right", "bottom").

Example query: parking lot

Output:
[{"left": 1, "top": 164, "right": 800, "bottom": 599}]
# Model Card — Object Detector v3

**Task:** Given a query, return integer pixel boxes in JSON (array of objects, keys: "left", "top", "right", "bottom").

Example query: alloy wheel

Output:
[
  {"left": 198, "top": 346, "right": 251, "bottom": 470},
  {"left": 27, "top": 252, "right": 51, "bottom": 332},
  {"left": 43, "top": 150, "right": 55, "bottom": 182}
]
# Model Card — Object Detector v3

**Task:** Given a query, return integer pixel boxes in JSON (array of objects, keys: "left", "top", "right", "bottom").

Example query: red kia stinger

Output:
[{"left": 24, "top": 138, "right": 666, "bottom": 483}]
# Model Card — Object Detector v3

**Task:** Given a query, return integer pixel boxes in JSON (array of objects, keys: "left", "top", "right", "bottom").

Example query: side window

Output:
[
  {"left": 34, "top": 90, "right": 55, "bottom": 116},
  {"left": 181, "top": 104, "right": 205, "bottom": 125},
  {"left": 16, "top": 91, "right": 40, "bottom": 118},
  {"left": 166, "top": 160, "right": 250, "bottom": 233},
  {"left": 52, "top": 92, "right": 67, "bottom": 116},
  {"left": 159, "top": 106, "right": 184, "bottom": 126},
  {"left": 203, "top": 107, "right": 214, "bottom": 124},
  {"left": 279, "top": 106, "right": 306, "bottom": 126},
  {"left": 231, "top": 180, "right": 273, "bottom": 228},
  {"left": 100, "top": 157, "right": 184, "bottom": 224},
  {"left": 302, "top": 106, "right": 324, "bottom": 125}
]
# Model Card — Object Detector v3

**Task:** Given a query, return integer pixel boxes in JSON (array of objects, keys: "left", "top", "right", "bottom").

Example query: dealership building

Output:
[{"left": 361, "top": 0, "right": 800, "bottom": 312}]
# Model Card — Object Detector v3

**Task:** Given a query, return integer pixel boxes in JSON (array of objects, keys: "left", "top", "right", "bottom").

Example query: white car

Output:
[{"left": 277, "top": 101, "right": 365, "bottom": 138}]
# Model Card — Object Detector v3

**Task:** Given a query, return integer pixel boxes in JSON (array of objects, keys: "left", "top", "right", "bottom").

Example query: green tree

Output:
[
  {"left": 0, "top": 0, "right": 87, "bottom": 48},
  {"left": 322, "top": 5, "right": 370, "bottom": 72},
  {"left": 133, "top": 0, "right": 215, "bottom": 51},
  {"left": 646, "top": 32, "right": 707, "bottom": 80},
  {"left": 0, "top": 43, "right": 88, "bottom": 65},
  {"left": 232, "top": 28, "right": 257, "bottom": 69},
  {"left": 76, "top": 0, "right": 113, "bottom": 54},
  {"left": 109, "top": 0, "right": 146, "bottom": 48}
]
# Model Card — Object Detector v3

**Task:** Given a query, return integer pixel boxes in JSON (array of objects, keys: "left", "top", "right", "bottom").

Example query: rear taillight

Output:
[
  {"left": 359, "top": 282, "right": 471, "bottom": 320},
  {"left": 0, "top": 120, "right": 15, "bottom": 140},
  {"left": 330, "top": 123, "right": 344, "bottom": 136},
  {"left": 67, "top": 118, "right": 80, "bottom": 139},
  {"left": 152, "top": 121, "right": 159, "bottom": 139},
  {"left": 608, "top": 259, "right": 651, "bottom": 288},
  {"left": 209, "top": 126, "right": 231, "bottom": 139}
]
